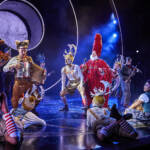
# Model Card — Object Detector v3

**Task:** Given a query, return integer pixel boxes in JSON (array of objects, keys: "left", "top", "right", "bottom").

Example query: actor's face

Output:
[
  {"left": 114, "top": 63, "right": 121, "bottom": 70},
  {"left": 40, "top": 62, "right": 45, "bottom": 68},
  {"left": 126, "top": 59, "right": 132, "bottom": 65},
  {"left": 144, "top": 82, "right": 150, "bottom": 92},
  {"left": 18, "top": 46, "right": 27, "bottom": 57},
  {"left": 92, "top": 51, "right": 97, "bottom": 57},
  {"left": 65, "top": 58, "right": 72, "bottom": 65}
]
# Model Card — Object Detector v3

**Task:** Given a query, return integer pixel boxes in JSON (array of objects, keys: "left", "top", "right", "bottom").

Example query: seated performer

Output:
[
  {"left": 87, "top": 90, "right": 137, "bottom": 142},
  {"left": 87, "top": 81, "right": 114, "bottom": 130},
  {"left": 60, "top": 44, "right": 87, "bottom": 111},
  {"left": 81, "top": 34, "right": 113, "bottom": 108},
  {"left": 0, "top": 92, "right": 19, "bottom": 145},
  {"left": 125, "top": 80, "right": 150, "bottom": 121},
  {"left": 12, "top": 84, "right": 46, "bottom": 129},
  {"left": 3, "top": 40, "right": 35, "bottom": 109}
]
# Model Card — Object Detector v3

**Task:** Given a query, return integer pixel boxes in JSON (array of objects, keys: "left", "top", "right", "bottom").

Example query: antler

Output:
[
  {"left": 90, "top": 80, "right": 111, "bottom": 97},
  {"left": 100, "top": 80, "right": 111, "bottom": 95},
  {"left": 67, "top": 44, "right": 77, "bottom": 55},
  {"left": 63, "top": 44, "right": 77, "bottom": 57}
]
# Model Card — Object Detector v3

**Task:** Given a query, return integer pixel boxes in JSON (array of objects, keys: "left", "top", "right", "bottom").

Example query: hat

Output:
[
  {"left": 92, "top": 34, "right": 102, "bottom": 57},
  {"left": 16, "top": 40, "right": 29, "bottom": 49}
]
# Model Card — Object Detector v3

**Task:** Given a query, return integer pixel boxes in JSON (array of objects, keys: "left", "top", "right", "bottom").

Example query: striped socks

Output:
[
  {"left": 3, "top": 113, "right": 17, "bottom": 137},
  {"left": 118, "top": 118, "right": 137, "bottom": 138},
  {"left": 100, "top": 122, "right": 118, "bottom": 137}
]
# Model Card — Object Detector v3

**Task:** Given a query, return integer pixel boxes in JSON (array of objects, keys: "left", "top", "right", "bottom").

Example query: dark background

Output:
[{"left": 1, "top": 0, "right": 150, "bottom": 101}]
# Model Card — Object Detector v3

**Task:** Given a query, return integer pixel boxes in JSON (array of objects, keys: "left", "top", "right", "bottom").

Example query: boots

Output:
[
  {"left": 123, "top": 113, "right": 132, "bottom": 120},
  {"left": 118, "top": 118, "right": 138, "bottom": 139},
  {"left": 82, "top": 106, "right": 88, "bottom": 116},
  {"left": 110, "top": 104, "right": 133, "bottom": 121},
  {"left": 110, "top": 104, "right": 122, "bottom": 120},
  {"left": 59, "top": 105, "right": 69, "bottom": 111}
]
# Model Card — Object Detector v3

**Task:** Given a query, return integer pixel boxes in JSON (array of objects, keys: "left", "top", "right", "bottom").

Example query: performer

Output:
[
  {"left": 125, "top": 80, "right": 150, "bottom": 121},
  {"left": 3, "top": 40, "right": 34, "bottom": 109},
  {"left": 120, "top": 57, "right": 140, "bottom": 108},
  {"left": 81, "top": 34, "right": 113, "bottom": 108},
  {"left": 0, "top": 92, "right": 19, "bottom": 145},
  {"left": 0, "top": 39, "right": 12, "bottom": 97},
  {"left": 110, "top": 57, "right": 122, "bottom": 105},
  {"left": 87, "top": 81, "right": 115, "bottom": 130},
  {"left": 12, "top": 84, "right": 46, "bottom": 129},
  {"left": 87, "top": 90, "right": 137, "bottom": 141},
  {"left": 0, "top": 39, "right": 6, "bottom": 93},
  {"left": 111, "top": 60, "right": 121, "bottom": 93},
  {"left": 37, "top": 53, "right": 54, "bottom": 79},
  {"left": 60, "top": 44, "right": 87, "bottom": 111}
]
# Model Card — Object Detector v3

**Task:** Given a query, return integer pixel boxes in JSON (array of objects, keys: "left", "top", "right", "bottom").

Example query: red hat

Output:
[{"left": 92, "top": 34, "right": 102, "bottom": 57}]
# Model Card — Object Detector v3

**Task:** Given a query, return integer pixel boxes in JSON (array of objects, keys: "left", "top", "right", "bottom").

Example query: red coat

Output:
[{"left": 81, "top": 59, "right": 113, "bottom": 107}]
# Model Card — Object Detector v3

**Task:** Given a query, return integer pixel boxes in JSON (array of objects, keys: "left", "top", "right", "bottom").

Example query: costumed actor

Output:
[
  {"left": 3, "top": 40, "right": 33, "bottom": 109},
  {"left": 60, "top": 44, "right": 87, "bottom": 111},
  {"left": 81, "top": 34, "right": 113, "bottom": 108},
  {"left": 125, "top": 80, "right": 150, "bottom": 121},
  {"left": 87, "top": 83, "right": 137, "bottom": 142},
  {"left": 0, "top": 92, "right": 19, "bottom": 145}
]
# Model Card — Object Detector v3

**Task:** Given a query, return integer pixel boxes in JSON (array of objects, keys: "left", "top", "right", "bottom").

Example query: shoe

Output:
[
  {"left": 123, "top": 113, "right": 132, "bottom": 120},
  {"left": 81, "top": 106, "right": 88, "bottom": 111},
  {"left": 59, "top": 105, "right": 69, "bottom": 111},
  {"left": 110, "top": 104, "right": 122, "bottom": 120},
  {"left": 82, "top": 106, "right": 88, "bottom": 116}
]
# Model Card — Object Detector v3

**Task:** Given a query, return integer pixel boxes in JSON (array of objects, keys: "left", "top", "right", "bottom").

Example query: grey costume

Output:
[{"left": 120, "top": 65, "right": 134, "bottom": 106}]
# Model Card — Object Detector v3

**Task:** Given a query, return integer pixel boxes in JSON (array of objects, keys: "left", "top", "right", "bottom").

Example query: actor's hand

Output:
[
  {"left": 15, "top": 64, "right": 21, "bottom": 69},
  {"left": 9, "top": 64, "right": 21, "bottom": 70},
  {"left": 60, "top": 90, "right": 67, "bottom": 97},
  {"left": 0, "top": 92, "right": 9, "bottom": 114}
]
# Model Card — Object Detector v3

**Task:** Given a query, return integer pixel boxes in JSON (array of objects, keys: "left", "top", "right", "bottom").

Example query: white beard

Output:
[{"left": 90, "top": 54, "right": 99, "bottom": 61}]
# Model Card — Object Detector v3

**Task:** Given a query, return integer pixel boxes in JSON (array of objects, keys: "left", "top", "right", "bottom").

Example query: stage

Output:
[{"left": 11, "top": 96, "right": 150, "bottom": 150}]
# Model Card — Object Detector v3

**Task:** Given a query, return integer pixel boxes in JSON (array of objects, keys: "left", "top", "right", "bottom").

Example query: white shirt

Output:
[
  {"left": 139, "top": 93, "right": 149, "bottom": 103},
  {"left": 87, "top": 107, "right": 111, "bottom": 128},
  {"left": 61, "top": 64, "right": 83, "bottom": 91},
  {"left": 3, "top": 56, "right": 32, "bottom": 78}
]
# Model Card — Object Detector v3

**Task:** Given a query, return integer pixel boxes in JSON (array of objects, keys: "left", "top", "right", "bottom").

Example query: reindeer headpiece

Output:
[
  {"left": 20, "top": 84, "right": 45, "bottom": 111},
  {"left": 90, "top": 80, "right": 111, "bottom": 107},
  {"left": 16, "top": 40, "right": 29, "bottom": 50},
  {"left": 63, "top": 44, "right": 77, "bottom": 63}
]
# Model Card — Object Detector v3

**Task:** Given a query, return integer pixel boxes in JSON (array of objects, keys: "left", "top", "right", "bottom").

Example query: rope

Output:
[{"left": 44, "top": 0, "right": 79, "bottom": 92}]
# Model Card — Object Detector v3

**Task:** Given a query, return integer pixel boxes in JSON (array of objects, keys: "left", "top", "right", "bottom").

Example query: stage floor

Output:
[{"left": 4, "top": 96, "right": 150, "bottom": 150}]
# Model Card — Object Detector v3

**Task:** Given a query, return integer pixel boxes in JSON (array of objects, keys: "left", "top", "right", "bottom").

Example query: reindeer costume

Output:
[
  {"left": 3, "top": 40, "right": 33, "bottom": 109},
  {"left": 87, "top": 82, "right": 137, "bottom": 141},
  {"left": 60, "top": 44, "right": 87, "bottom": 111},
  {"left": 12, "top": 84, "right": 46, "bottom": 129}
]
